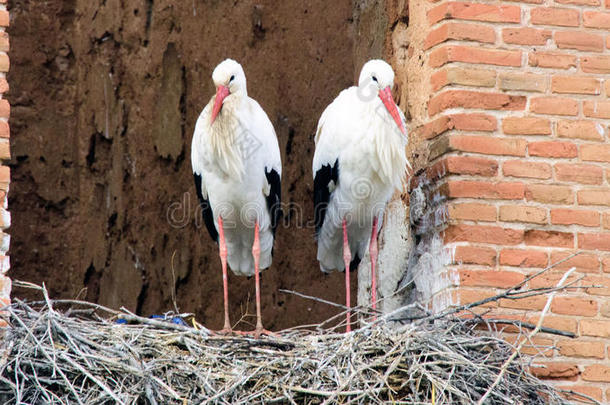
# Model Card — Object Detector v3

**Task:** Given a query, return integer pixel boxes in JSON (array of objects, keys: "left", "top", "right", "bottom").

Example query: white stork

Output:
[
  {"left": 312, "top": 59, "right": 409, "bottom": 332},
  {"left": 191, "top": 59, "right": 281, "bottom": 337}
]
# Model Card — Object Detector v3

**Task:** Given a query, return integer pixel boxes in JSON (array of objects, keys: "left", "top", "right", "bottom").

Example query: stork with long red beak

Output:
[
  {"left": 191, "top": 59, "right": 281, "bottom": 337},
  {"left": 312, "top": 59, "right": 409, "bottom": 332}
]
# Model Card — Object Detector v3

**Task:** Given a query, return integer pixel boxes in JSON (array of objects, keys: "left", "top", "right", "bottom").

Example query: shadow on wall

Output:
[{"left": 6, "top": 0, "right": 406, "bottom": 330}]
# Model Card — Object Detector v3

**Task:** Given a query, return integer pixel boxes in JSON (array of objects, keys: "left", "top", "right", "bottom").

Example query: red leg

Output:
[
  {"left": 342, "top": 218, "right": 352, "bottom": 333},
  {"left": 217, "top": 216, "right": 232, "bottom": 333},
  {"left": 369, "top": 216, "right": 379, "bottom": 320},
  {"left": 252, "top": 221, "right": 275, "bottom": 337}
]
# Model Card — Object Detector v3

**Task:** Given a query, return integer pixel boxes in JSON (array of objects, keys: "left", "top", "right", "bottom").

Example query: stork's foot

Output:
[
  {"left": 213, "top": 328, "right": 249, "bottom": 336},
  {"left": 252, "top": 327, "right": 278, "bottom": 338}
]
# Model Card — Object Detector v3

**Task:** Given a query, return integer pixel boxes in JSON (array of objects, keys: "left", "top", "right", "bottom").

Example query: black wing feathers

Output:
[
  {"left": 313, "top": 158, "right": 339, "bottom": 238},
  {"left": 265, "top": 168, "right": 282, "bottom": 236},
  {"left": 193, "top": 173, "right": 218, "bottom": 242}
]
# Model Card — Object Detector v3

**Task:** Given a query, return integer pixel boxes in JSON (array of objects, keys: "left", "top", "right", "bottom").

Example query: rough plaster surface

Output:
[
  {"left": 8, "top": 0, "right": 362, "bottom": 330},
  {"left": 7, "top": 0, "right": 424, "bottom": 330}
]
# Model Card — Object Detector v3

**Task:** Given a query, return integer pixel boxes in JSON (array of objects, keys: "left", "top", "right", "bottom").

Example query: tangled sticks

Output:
[{"left": 0, "top": 274, "right": 600, "bottom": 405}]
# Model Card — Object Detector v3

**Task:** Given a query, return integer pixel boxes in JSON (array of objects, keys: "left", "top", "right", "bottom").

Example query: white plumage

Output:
[
  {"left": 191, "top": 59, "right": 281, "bottom": 335},
  {"left": 191, "top": 59, "right": 281, "bottom": 276},
  {"left": 312, "top": 59, "right": 409, "bottom": 330},
  {"left": 313, "top": 60, "right": 408, "bottom": 271}
]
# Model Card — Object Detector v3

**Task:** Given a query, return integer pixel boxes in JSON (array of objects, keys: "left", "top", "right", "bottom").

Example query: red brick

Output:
[
  {"left": 556, "top": 163, "right": 604, "bottom": 185},
  {"left": 527, "top": 315, "right": 577, "bottom": 333},
  {"left": 0, "top": 78, "right": 8, "bottom": 94},
  {"left": 581, "top": 144, "right": 610, "bottom": 163},
  {"left": 555, "top": 31, "right": 604, "bottom": 52},
  {"left": 503, "top": 27, "right": 551, "bottom": 45},
  {"left": 500, "top": 205, "right": 547, "bottom": 224},
  {"left": 460, "top": 269, "right": 524, "bottom": 288},
  {"left": 528, "top": 270, "right": 581, "bottom": 290},
  {"left": 428, "top": 2, "right": 521, "bottom": 25},
  {"left": 529, "top": 141, "right": 577, "bottom": 158},
  {"left": 457, "top": 289, "right": 498, "bottom": 307},
  {"left": 450, "top": 135, "right": 526, "bottom": 156},
  {"left": 0, "top": 32, "right": 9, "bottom": 53},
  {"left": 551, "top": 297, "right": 598, "bottom": 316},
  {"left": 431, "top": 67, "right": 496, "bottom": 91},
  {"left": 0, "top": 141, "right": 10, "bottom": 161},
  {"left": 454, "top": 245, "right": 496, "bottom": 266},
  {"left": 558, "top": 386, "right": 603, "bottom": 403},
  {"left": 445, "top": 224, "right": 524, "bottom": 245},
  {"left": 579, "top": 233, "right": 610, "bottom": 251},
  {"left": 557, "top": 120, "right": 605, "bottom": 141},
  {"left": 503, "top": 160, "right": 552, "bottom": 179},
  {"left": 503, "top": 117, "right": 551, "bottom": 135},
  {"left": 448, "top": 202, "right": 497, "bottom": 221},
  {"left": 0, "top": 100, "right": 9, "bottom": 119},
  {"left": 552, "top": 76, "right": 601, "bottom": 95},
  {"left": 530, "top": 97, "right": 578, "bottom": 116},
  {"left": 507, "top": 336, "right": 554, "bottom": 357},
  {"left": 584, "top": 275, "right": 610, "bottom": 296},
  {"left": 559, "top": 341, "right": 605, "bottom": 359},
  {"left": 0, "top": 11, "right": 8, "bottom": 27},
  {"left": 430, "top": 46, "right": 522, "bottom": 68},
  {"left": 582, "top": 55, "right": 610, "bottom": 74},
  {"left": 551, "top": 209, "right": 600, "bottom": 227},
  {"left": 0, "top": 54, "right": 8, "bottom": 73},
  {"left": 500, "top": 0, "right": 543, "bottom": 3},
  {"left": 450, "top": 113, "right": 497, "bottom": 132},
  {"left": 424, "top": 22, "right": 496, "bottom": 49},
  {"left": 0, "top": 121, "right": 9, "bottom": 139},
  {"left": 578, "top": 189, "right": 610, "bottom": 206},
  {"left": 605, "top": 213, "right": 610, "bottom": 230},
  {"left": 529, "top": 52, "right": 577, "bottom": 69},
  {"left": 498, "top": 73, "right": 547, "bottom": 92},
  {"left": 500, "top": 249, "right": 548, "bottom": 267},
  {"left": 525, "top": 230, "right": 574, "bottom": 248},
  {"left": 556, "top": 0, "right": 600, "bottom": 4},
  {"left": 583, "top": 100, "right": 610, "bottom": 118},
  {"left": 444, "top": 180, "right": 525, "bottom": 200},
  {"left": 429, "top": 90, "right": 526, "bottom": 116},
  {"left": 417, "top": 113, "right": 497, "bottom": 139},
  {"left": 445, "top": 156, "right": 498, "bottom": 177},
  {"left": 0, "top": 166, "right": 9, "bottom": 183},
  {"left": 530, "top": 362, "right": 580, "bottom": 380},
  {"left": 584, "top": 11, "right": 610, "bottom": 29},
  {"left": 526, "top": 184, "right": 573, "bottom": 204},
  {"left": 531, "top": 8, "right": 579, "bottom": 27},
  {"left": 551, "top": 251, "right": 601, "bottom": 273},
  {"left": 582, "top": 365, "right": 610, "bottom": 383},
  {"left": 500, "top": 295, "right": 547, "bottom": 310},
  {"left": 581, "top": 320, "right": 610, "bottom": 337},
  {"left": 604, "top": 255, "right": 610, "bottom": 273}
]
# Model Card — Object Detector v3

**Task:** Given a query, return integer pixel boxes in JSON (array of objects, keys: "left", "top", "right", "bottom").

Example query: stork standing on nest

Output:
[
  {"left": 312, "top": 59, "right": 409, "bottom": 332},
  {"left": 191, "top": 59, "right": 281, "bottom": 337}
]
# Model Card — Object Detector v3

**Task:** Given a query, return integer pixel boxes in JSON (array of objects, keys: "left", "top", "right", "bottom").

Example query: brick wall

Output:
[
  {"left": 399, "top": 0, "right": 610, "bottom": 401},
  {"left": 0, "top": 0, "right": 9, "bottom": 321}
]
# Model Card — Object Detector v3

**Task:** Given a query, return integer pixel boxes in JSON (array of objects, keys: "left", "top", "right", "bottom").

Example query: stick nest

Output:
[{"left": 0, "top": 284, "right": 582, "bottom": 405}]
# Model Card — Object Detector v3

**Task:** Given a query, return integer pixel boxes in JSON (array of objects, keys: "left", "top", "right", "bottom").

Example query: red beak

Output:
[
  {"left": 378, "top": 86, "right": 406, "bottom": 136},
  {"left": 211, "top": 85, "right": 230, "bottom": 124}
]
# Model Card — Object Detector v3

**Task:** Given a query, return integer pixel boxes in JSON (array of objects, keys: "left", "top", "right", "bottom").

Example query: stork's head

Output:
[
  {"left": 210, "top": 59, "right": 247, "bottom": 124},
  {"left": 358, "top": 59, "right": 406, "bottom": 136}
]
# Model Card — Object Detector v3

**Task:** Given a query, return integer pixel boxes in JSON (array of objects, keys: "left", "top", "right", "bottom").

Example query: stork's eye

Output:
[
  {"left": 372, "top": 76, "right": 378, "bottom": 82},
  {"left": 230, "top": 75, "right": 235, "bottom": 82}
]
